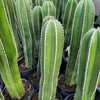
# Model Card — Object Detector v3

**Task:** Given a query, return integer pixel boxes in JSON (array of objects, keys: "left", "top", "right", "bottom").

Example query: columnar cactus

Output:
[
  {"left": 63, "top": 0, "right": 77, "bottom": 48},
  {"left": 42, "top": 1, "right": 56, "bottom": 19},
  {"left": 0, "top": 0, "right": 24, "bottom": 98},
  {"left": 60, "top": 0, "right": 68, "bottom": 22},
  {"left": 43, "top": 16, "right": 55, "bottom": 25},
  {"left": 65, "top": 0, "right": 95, "bottom": 85},
  {"left": 75, "top": 28, "right": 100, "bottom": 100},
  {"left": 33, "top": 6, "right": 42, "bottom": 55},
  {"left": 39, "top": 19, "right": 64, "bottom": 100},
  {"left": 3, "top": 0, "right": 22, "bottom": 57},
  {"left": 16, "top": 0, "right": 35, "bottom": 68},
  {"left": 35, "top": 0, "right": 43, "bottom": 6}
]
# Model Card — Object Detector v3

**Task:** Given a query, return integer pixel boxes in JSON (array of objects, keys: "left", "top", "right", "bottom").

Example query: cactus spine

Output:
[
  {"left": 63, "top": 0, "right": 77, "bottom": 48},
  {"left": 75, "top": 28, "right": 100, "bottom": 100},
  {"left": 33, "top": 6, "right": 42, "bottom": 55},
  {"left": 65, "top": 0, "right": 95, "bottom": 85},
  {"left": 0, "top": 0, "right": 24, "bottom": 98},
  {"left": 3, "top": 0, "right": 22, "bottom": 57},
  {"left": 16, "top": 0, "right": 35, "bottom": 68},
  {"left": 39, "top": 20, "right": 64, "bottom": 100},
  {"left": 42, "top": 1, "right": 56, "bottom": 19}
]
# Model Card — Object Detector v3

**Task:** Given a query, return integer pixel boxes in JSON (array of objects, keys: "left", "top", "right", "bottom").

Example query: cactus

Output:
[
  {"left": 16, "top": 0, "right": 35, "bottom": 68},
  {"left": 33, "top": 6, "right": 42, "bottom": 55},
  {"left": 3, "top": 0, "right": 22, "bottom": 57},
  {"left": 75, "top": 28, "right": 100, "bottom": 100},
  {"left": 60, "top": 0, "right": 68, "bottom": 22},
  {"left": 39, "top": 19, "right": 64, "bottom": 100},
  {"left": 0, "top": 0, "right": 25, "bottom": 98},
  {"left": 63, "top": 0, "right": 77, "bottom": 48},
  {"left": 42, "top": 1, "right": 56, "bottom": 19},
  {"left": 37, "top": 16, "right": 55, "bottom": 77},
  {"left": 43, "top": 16, "right": 55, "bottom": 25},
  {"left": 65, "top": 0, "right": 95, "bottom": 85},
  {"left": 36, "top": 0, "right": 43, "bottom": 6}
]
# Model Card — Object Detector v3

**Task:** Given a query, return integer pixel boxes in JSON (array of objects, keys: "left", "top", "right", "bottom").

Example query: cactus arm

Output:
[
  {"left": 51, "top": 20, "right": 64, "bottom": 100},
  {"left": 75, "top": 29, "right": 100, "bottom": 100},
  {"left": 39, "top": 22, "right": 47, "bottom": 100},
  {"left": 16, "top": 0, "right": 34, "bottom": 68},
  {"left": 63, "top": 0, "right": 77, "bottom": 48},
  {"left": 39, "top": 20, "right": 64, "bottom": 100},
  {"left": 0, "top": 0, "right": 25, "bottom": 98},
  {"left": 54, "top": 0, "right": 62, "bottom": 19},
  {"left": 42, "top": 1, "right": 56, "bottom": 19},
  {"left": 33, "top": 6, "right": 42, "bottom": 55},
  {"left": 3, "top": 0, "right": 22, "bottom": 57},
  {"left": 36, "top": 0, "right": 43, "bottom": 6},
  {"left": 65, "top": 0, "right": 94, "bottom": 85}
]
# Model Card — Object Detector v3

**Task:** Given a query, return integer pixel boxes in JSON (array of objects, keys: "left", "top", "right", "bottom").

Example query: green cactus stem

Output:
[
  {"left": 65, "top": 0, "right": 94, "bottom": 85},
  {"left": 42, "top": 1, "right": 56, "bottom": 19},
  {"left": 39, "top": 19, "right": 64, "bottom": 100},
  {"left": 37, "top": 16, "right": 55, "bottom": 78},
  {"left": 0, "top": 0, "right": 25, "bottom": 98},
  {"left": 63, "top": 0, "right": 77, "bottom": 48},
  {"left": 75, "top": 28, "right": 100, "bottom": 100},
  {"left": 3, "top": 0, "right": 22, "bottom": 57},
  {"left": 16, "top": 0, "right": 35, "bottom": 68},
  {"left": 33, "top": 6, "right": 42, "bottom": 55}
]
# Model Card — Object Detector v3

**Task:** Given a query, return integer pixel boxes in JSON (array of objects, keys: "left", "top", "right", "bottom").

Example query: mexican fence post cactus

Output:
[
  {"left": 63, "top": 0, "right": 77, "bottom": 48},
  {"left": 37, "top": 16, "right": 55, "bottom": 77},
  {"left": 65, "top": 0, "right": 95, "bottom": 85},
  {"left": 51, "top": 0, "right": 62, "bottom": 19},
  {"left": 36, "top": 0, "right": 43, "bottom": 6},
  {"left": 39, "top": 19, "right": 64, "bottom": 100},
  {"left": 33, "top": 6, "right": 42, "bottom": 55},
  {"left": 16, "top": 0, "right": 35, "bottom": 68},
  {"left": 60, "top": 0, "right": 68, "bottom": 22},
  {"left": 42, "top": 1, "right": 56, "bottom": 19},
  {"left": 3, "top": 0, "right": 22, "bottom": 57},
  {"left": 0, "top": 0, "right": 25, "bottom": 98},
  {"left": 75, "top": 28, "right": 100, "bottom": 100}
]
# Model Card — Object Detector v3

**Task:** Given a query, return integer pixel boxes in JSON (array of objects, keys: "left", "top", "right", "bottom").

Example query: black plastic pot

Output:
[
  {"left": 0, "top": 78, "right": 5, "bottom": 94},
  {"left": 60, "top": 52, "right": 68, "bottom": 73},
  {"left": 64, "top": 93, "right": 74, "bottom": 100},
  {"left": 29, "top": 88, "right": 63, "bottom": 100},
  {"left": 63, "top": 87, "right": 100, "bottom": 100},
  {"left": 57, "top": 84, "right": 75, "bottom": 99},
  {"left": 94, "top": 23, "right": 100, "bottom": 28},
  {"left": 1, "top": 78, "right": 34, "bottom": 100}
]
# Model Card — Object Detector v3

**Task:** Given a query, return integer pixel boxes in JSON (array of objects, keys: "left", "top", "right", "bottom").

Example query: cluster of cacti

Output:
[
  {"left": 3, "top": 0, "right": 22, "bottom": 57},
  {"left": 63, "top": 0, "right": 77, "bottom": 48},
  {"left": 39, "top": 19, "right": 64, "bottom": 100},
  {"left": 75, "top": 28, "right": 100, "bottom": 100},
  {"left": 16, "top": 0, "right": 35, "bottom": 68},
  {"left": 0, "top": 0, "right": 24, "bottom": 99},
  {"left": 65, "top": 0, "right": 95, "bottom": 85}
]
